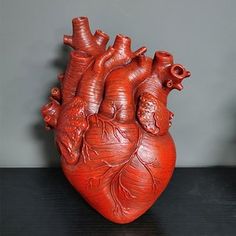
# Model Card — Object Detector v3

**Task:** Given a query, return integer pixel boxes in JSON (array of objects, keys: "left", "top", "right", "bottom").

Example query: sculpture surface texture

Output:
[{"left": 41, "top": 16, "right": 191, "bottom": 224}]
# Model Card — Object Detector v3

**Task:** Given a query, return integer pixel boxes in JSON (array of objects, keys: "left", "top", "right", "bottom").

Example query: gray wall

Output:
[{"left": 1, "top": 0, "right": 236, "bottom": 167}]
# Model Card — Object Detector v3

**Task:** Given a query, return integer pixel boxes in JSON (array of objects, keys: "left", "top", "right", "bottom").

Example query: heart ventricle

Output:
[{"left": 61, "top": 115, "right": 176, "bottom": 224}]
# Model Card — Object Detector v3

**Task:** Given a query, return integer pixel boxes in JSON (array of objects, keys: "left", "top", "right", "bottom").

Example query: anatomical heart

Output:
[{"left": 41, "top": 17, "right": 191, "bottom": 224}]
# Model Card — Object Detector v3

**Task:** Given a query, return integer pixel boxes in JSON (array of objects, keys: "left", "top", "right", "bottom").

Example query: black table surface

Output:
[{"left": 0, "top": 168, "right": 235, "bottom": 236}]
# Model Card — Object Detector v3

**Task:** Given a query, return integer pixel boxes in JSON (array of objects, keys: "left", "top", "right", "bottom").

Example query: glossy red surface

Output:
[{"left": 41, "top": 16, "right": 191, "bottom": 224}]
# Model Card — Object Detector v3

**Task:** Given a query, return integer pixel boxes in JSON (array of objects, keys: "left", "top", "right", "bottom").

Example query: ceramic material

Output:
[{"left": 41, "top": 16, "right": 191, "bottom": 224}]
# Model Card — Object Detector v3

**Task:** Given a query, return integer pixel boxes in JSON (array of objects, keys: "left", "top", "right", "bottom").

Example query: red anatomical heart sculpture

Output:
[{"left": 41, "top": 17, "right": 191, "bottom": 224}]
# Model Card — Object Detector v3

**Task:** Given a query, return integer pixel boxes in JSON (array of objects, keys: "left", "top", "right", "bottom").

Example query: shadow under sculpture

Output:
[{"left": 41, "top": 16, "right": 191, "bottom": 224}]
